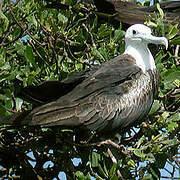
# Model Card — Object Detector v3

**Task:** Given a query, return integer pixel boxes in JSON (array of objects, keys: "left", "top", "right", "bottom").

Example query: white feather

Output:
[
  {"left": 124, "top": 42, "right": 155, "bottom": 72},
  {"left": 123, "top": 24, "right": 168, "bottom": 73}
]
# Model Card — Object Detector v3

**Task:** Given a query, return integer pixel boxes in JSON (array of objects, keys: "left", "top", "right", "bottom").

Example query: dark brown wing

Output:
[
  {"left": 17, "top": 66, "right": 99, "bottom": 106},
  {"left": 18, "top": 54, "right": 143, "bottom": 131}
]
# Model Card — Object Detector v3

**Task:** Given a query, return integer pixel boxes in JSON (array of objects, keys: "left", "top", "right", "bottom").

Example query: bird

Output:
[
  {"left": 0, "top": 24, "right": 168, "bottom": 133},
  {"left": 95, "top": 0, "right": 180, "bottom": 25}
]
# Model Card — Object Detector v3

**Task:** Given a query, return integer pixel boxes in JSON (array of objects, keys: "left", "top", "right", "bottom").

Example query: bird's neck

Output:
[{"left": 124, "top": 43, "right": 156, "bottom": 73}]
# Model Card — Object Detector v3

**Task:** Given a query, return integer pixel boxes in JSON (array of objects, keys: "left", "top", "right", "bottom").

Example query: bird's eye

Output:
[{"left": 132, "top": 30, "right": 136, "bottom": 35}]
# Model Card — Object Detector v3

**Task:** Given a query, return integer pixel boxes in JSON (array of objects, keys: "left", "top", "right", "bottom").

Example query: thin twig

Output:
[
  {"left": 107, "top": 148, "right": 125, "bottom": 180},
  {"left": 174, "top": 45, "right": 180, "bottom": 66},
  {"left": 11, "top": 93, "right": 16, "bottom": 110},
  {"left": 117, "top": 170, "right": 125, "bottom": 180},
  {"left": 65, "top": 40, "right": 92, "bottom": 67},
  {"left": 0, "top": 27, "right": 24, "bottom": 47},
  {"left": 82, "top": 23, "right": 96, "bottom": 47},
  {"left": 107, "top": 148, "right": 117, "bottom": 164},
  {"left": 161, "top": 176, "right": 179, "bottom": 179},
  {"left": 48, "top": 36, "right": 59, "bottom": 74},
  {"left": 10, "top": 7, "right": 45, "bottom": 46},
  {"left": 27, "top": 39, "right": 53, "bottom": 71},
  {"left": 6, "top": 108, "right": 17, "bottom": 113},
  {"left": 3, "top": 0, "right": 21, "bottom": 13}
]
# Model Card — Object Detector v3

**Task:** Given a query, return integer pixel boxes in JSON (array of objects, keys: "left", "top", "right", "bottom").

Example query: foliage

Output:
[{"left": 0, "top": 0, "right": 179, "bottom": 179}]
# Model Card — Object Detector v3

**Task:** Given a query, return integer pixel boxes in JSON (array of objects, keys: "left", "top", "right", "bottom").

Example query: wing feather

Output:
[{"left": 0, "top": 54, "right": 146, "bottom": 131}]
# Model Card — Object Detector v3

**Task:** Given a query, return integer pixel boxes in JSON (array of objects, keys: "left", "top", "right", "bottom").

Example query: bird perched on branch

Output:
[
  {"left": 0, "top": 24, "right": 168, "bottom": 133},
  {"left": 95, "top": 0, "right": 180, "bottom": 25}
]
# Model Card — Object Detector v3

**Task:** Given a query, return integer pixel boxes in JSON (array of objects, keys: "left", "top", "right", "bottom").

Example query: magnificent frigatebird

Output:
[{"left": 0, "top": 24, "right": 168, "bottom": 132}]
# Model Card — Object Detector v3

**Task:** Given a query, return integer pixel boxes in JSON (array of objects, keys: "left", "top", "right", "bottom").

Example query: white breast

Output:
[{"left": 124, "top": 43, "right": 156, "bottom": 73}]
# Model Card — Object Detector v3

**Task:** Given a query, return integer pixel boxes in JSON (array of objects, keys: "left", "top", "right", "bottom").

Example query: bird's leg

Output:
[{"left": 97, "top": 140, "right": 129, "bottom": 156}]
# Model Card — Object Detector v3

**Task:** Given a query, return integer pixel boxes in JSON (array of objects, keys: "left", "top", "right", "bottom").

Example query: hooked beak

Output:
[{"left": 141, "top": 34, "right": 168, "bottom": 50}]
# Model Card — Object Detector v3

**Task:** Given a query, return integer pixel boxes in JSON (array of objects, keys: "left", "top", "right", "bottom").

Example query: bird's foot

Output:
[
  {"left": 97, "top": 139, "right": 123, "bottom": 149},
  {"left": 96, "top": 139, "right": 129, "bottom": 155}
]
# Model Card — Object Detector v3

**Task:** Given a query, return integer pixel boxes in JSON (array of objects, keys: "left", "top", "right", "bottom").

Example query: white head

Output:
[{"left": 124, "top": 24, "right": 168, "bottom": 72}]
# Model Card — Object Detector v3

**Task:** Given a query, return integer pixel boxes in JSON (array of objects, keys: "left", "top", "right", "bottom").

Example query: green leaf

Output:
[
  {"left": 146, "top": 21, "right": 157, "bottom": 28},
  {"left": 162, "top": 70, "right": 180, "bottom": 90},
  {"left": 145, "top": 153, "right": 155, "bottom": 163},
  {"left": 110, "top": 176, "right": 119, "bottom": 180},
  {"left": 66, "top": 0, "right": 77, "bottom": 6},
  {"left": 30, "top": 15, "right": 38, "bottom": 27},
  {"left": 167, "top": 122, "right": 178, "bottom": 131},
  {"left": 24, "top": 0, "right": 32, "bottom": 4},
  {"left": 162, "top": 111, "right": 169, "bottom": 119},
  {"left": 58, "top": 13, "right": 68, "bottom": 24},
  {"left": 75, "top": 171, "right": 92, "bottom": 180},
  {"left": 113, "top": 30, "right": 124, "bottom": 43},
  {"left": 5, "top": 99, "right": 12, "bottom": 109},
  {"left": 137, "top": 135, "right": 146, "bottom": 148},
  {"left": 0, "top": 10, "right": 9, "bottom": 36},
  {"left": 0, "top": 104, "right": 7, "bottom": 116},
  {"left": 134, "top": 149, "right": 145, "bottom": 158},
  {"left": 150, "top": 167, "right": 160, "bottom": 179},
  {"left": 74, "top": 171, "right": 86, "bottom": 179},
  {"left": 127, "top": 159, "right": 135, "bottom": 169},
  {"left": 24, "top": 46, "right": 37, "bottom": 68},
  {"left": 92, "top": 48, "right": 106, "bottom": 61},
  {"left": 110, "top": 163, "right": 117, "bottom": 177},
  {"left": 91, "top": 151, "right": 100, "bottom": 167},
  {"left": 143, "top": 174, "right": 153, "bottom": 179},
  {"left": 91, "top": 16, "right": 98, "bottom": 32},
  {"left": 97, "top": 24, "right": 113, "bottom": 39},
  {"left": 149, "top": 100, "right": 160, "bottom": 115},
  {"left": 27, "top": 74, "right": 36, "bottom": 85},
  {"left": 173, "top": 79, "right": 180, "bottom": 87},
  {"left": 168, "top": 113, "right": 180, "bottom": 122},
  {"left": 98, "top": 164, "right": 108, "bottom": 178},
  {"left": 103, "top": 163, "right": 109, "bottom": 177},
  {"left": 156, "top": 3, "right": 164, "bottom": 18},
  {"left": 170, "top": 36, "right": 180, "bottom": 45},
  {"left": 167, "top": 24, "right": 179, "bottom": 39},
  {"left": 152, "top": 132, "right": 167, "bottom": 142},
  {"left": 0, "top": 73, "right": 12, "bottom": 83},
  {"left": 164, "top": 71, "right": 180, "bottom": 82},
  {"left": 15, "top": 98, "right": 23, "bottom": 111},
  {"left": 163, "top": 80, "right": 176, "bottom": 90}
]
